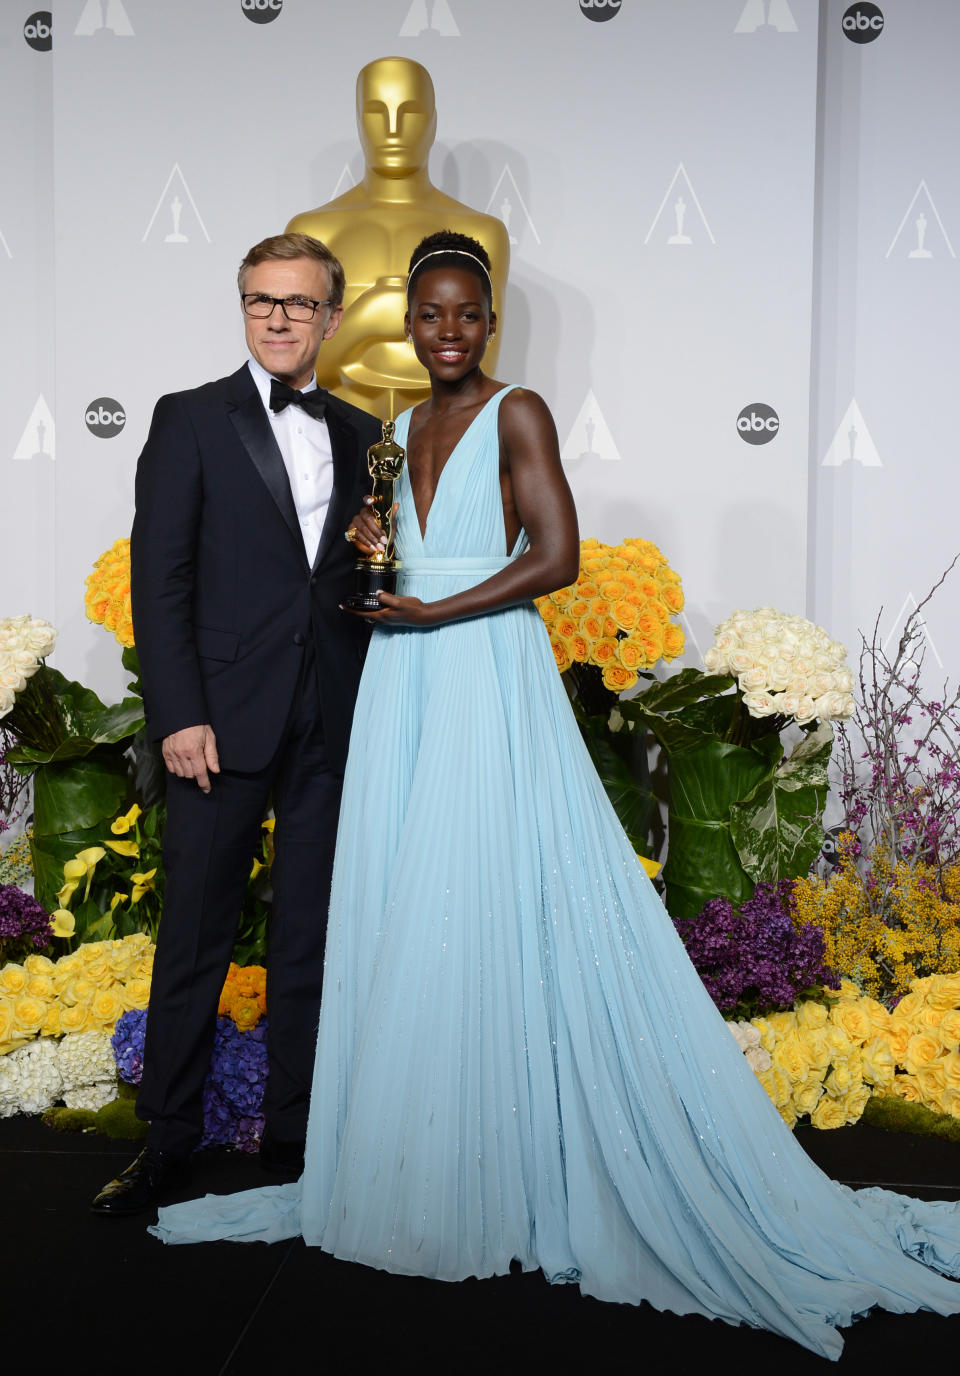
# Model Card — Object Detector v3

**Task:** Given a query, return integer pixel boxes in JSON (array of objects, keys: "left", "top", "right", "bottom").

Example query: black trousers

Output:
[{"left": 137, "top": 643, "right": 341, "bottom": 1155}]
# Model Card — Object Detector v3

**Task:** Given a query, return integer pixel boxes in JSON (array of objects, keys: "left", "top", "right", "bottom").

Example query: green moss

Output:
[
  {"left": 42, "top": 1087, "right": 147, "bottom": 1141},
  {"left": 94, "top": 1097, "right": 147, "bottom": 1139},
  {"left": 862, "top": 1095, "right": 960, "bottom": 1142},
  {"left": 43, "top": 1106, "right": 97, "bottom": 1133}
]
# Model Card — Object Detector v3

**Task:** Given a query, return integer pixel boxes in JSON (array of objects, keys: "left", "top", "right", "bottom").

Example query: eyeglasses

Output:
[{"left": 240, "top": 293, "right": 332, "bottom": 322}]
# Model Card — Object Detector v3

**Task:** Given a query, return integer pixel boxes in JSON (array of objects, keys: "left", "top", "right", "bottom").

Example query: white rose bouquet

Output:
[
  {"left": 703, "top": 607, "right": 855, "bottom": 728},
  {"left": 0, "top": 615, "right": 57, "bottom": 720}
]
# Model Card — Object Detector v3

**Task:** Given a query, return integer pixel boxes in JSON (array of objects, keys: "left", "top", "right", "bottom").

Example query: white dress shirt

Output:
[{"left": 247, "top": 355, "right": 334, "bottom": 568}]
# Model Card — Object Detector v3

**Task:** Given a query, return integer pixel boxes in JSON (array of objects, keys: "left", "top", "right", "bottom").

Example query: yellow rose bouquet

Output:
[
  {"left": 730, "top": 973, "right": 960, "bottom": 1130},
  {"left": 536, "top": 537, "right": 686, "bottom": 697},
  {"left": 84, "top": 538, "right": 134, "bottom": 650}
]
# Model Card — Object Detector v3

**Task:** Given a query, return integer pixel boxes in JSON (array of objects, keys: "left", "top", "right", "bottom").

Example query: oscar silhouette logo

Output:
[{"left": 343, "top": 421, "right": 407, "bottom": 611}]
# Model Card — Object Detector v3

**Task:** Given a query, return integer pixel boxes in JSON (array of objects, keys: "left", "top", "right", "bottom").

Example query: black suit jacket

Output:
[{"left": 130, "top": 363, "right": 382, "bottom": 775}]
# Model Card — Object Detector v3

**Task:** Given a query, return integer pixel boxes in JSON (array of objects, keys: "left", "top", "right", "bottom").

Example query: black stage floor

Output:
[{"left": 5, "top": 1115, "right": 960, "bottom": 1374}]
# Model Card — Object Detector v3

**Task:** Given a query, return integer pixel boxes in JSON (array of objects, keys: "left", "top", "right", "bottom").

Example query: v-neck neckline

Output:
[{"left": 407, "top": 387, "right": 507, "bottom": 542}]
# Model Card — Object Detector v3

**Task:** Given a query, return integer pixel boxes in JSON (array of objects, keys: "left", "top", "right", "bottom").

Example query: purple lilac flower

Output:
[
  {"left": 112, "top": 1009, "right": 268, "bottom": 1151},
  {"left": 676, "top": 881, "right": 839, "bottom": 1016},
  {"left": 0, "top": 883, "right": 54, "bottom": 963}
]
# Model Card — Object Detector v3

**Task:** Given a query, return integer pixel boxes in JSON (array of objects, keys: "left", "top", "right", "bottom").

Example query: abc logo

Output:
[
  {"left": 736, "top": 403, "right": 780, "bottom": 446},
  {"left": 85, "top": 398, "right": 126, "bottom": 438},
  {"left": 580, "top": 0, "right": 622, "bottom": 21},
  {"left": 241, "top": 0, "right": 283, "bottom": 22},
  {"left": 842, "top": 4, "right": 884, "bottom": 42},
  {"left": 23, "top": 11, "right": 52, "bottom": 51}
]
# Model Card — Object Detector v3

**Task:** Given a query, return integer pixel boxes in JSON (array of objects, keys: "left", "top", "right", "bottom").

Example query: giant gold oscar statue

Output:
[{"left": 286, "top": 55, "right": 510, "bottom": 421}]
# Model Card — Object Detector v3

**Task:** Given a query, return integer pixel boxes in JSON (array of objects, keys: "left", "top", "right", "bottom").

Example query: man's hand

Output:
[{"left": 162, "top": 724, "right": 220, "bottom": 793}]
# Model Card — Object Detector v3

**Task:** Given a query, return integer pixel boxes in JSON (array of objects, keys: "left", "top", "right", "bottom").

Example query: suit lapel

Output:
[
  {"left": 226, "top": 366, "right": 307, "bottom": 568},
  {"left": 312, "top": 402, "right": 366, "bottom": 573}
]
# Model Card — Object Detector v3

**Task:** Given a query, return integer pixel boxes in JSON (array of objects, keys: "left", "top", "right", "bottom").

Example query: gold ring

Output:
[{"left": 344, "top": 527, "right": 358, "bottom": 544}]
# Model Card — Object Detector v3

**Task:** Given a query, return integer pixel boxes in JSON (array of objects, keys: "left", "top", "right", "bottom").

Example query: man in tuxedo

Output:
[{"left": 92, "top": 233, "right": 382, "bottom": 1214}]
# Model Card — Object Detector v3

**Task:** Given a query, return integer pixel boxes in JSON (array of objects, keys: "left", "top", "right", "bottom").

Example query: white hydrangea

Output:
[
  {"left": 57, "top": 1030, "right": 117, "bottom": 1093},
  {"left": 0, "top": 1030, "right": 118, "bottom": 1116},
  {"left": 0, "top": 1038, "right": 62, "bottom": 1117},
  {"left": 0, "top": 615, "right": 57, "bottom": 720},
  {"left": 703, "top": 607, "right": 855, "bottom": 726},
  {"left": 62, "top": 1081, "right": 118, "bottom": 1112}
]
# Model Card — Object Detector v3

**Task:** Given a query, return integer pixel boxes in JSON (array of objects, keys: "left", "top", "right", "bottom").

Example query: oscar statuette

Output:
[{"left": 344, "top": 420, "right": 407, "bottom": 611}]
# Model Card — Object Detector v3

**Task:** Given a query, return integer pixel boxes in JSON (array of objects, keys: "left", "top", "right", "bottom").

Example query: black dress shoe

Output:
[
  {"left": 90, "top": 1147, "right": 190, "bottom": 1216},
  {"left": 259, "top": 1131, "right": 304, "bottom": 1177}
]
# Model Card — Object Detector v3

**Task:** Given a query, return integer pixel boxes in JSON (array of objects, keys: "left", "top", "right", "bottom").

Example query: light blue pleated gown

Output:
[{"left": 152, "top": 388, "right": 960, "bottom": 1359}]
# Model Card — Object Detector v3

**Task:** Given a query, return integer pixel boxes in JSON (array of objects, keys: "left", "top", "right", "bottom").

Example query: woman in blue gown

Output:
[{"left": 152, "top": 232, "right": 960, "bottom": 1360}]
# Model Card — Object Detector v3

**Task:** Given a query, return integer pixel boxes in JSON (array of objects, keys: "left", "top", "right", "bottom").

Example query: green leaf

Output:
[
  {"left": 662, "top": 738, "right": 781, "bottom": 920},
  {"left": 728, "top": 722, "right": 834, "bottom": 885},
  {"left": 32, "top": 754, "right": 129, "bottom": 836},
  {"left": 577, "top": 716, "right": 656, "bottom": 854},
  {"left": 621, "top": 683, "right": 739, "bottom": 755},
  {"left": 627, "top": 668, "right": 735, "bottom": 715},
  {"left": 122, "top": 645, "right": 143, "bottom": 698}
]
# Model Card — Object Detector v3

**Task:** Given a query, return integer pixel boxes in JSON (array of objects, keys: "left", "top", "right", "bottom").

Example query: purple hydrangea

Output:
[
  {"left": 112, "top": 1009, "right": 147, "bottom": 1084},
  {"left": 0, "top": 883, "right": 53, "bottom": 963},
  {"left": 676, "top": 880, "right": 839, "bottom": 1017},
  {"left": 200, "top": 1017, "right": 268, "bottom": 1153},
  {"left": 111, "top": 1008, "right": 268, "bottom": 1153}
]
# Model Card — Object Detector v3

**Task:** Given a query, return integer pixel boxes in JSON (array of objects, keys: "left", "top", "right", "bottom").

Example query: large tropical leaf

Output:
[
  {"left": 663, "top": 735, "right": 782, "bottom": 921},
  {"left": 32, "top": 754, "right": 129, "bottom": 837},
  {"left": 729, "top": 722, "right": 834, "bottom": 884}
]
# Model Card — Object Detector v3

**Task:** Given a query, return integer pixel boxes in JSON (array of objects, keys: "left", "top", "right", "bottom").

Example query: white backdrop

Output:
[{"left": 2, "top": 0, "right": 956, "bottom": 709}]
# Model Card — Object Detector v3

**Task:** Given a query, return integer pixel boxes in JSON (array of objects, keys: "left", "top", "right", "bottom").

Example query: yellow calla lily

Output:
[
  {"left": 50, "top": 909, "right": 76, "bottom": 938},
  {"left": 109, "top": 892, "right": 129, "bottom": 911},
  {"left": 106, "top": 839, "right": 140, "bottom": 858},
  {"left": 249, "top": 858, "right": 264, "bottom": 881},
  {"left": 261, "top": 818, "right": 275, "bottom": 833},
  {"left": 130, "top": 868, "right": 157, "bottom": 903},
  {"left": 63, "top": 858, "right": 87, "bottom": 882},
  {"left": 56, "top": 879, "right": 79, "bottom": 907},
  {"left": 76, "top": 846, "right": 107, "bottom": 870},
  {"left": 111, "top": 803, "right": 142, "bottom": 836},
  {"left": 638, "top": 855, "right": 662, "bottom": 879}
]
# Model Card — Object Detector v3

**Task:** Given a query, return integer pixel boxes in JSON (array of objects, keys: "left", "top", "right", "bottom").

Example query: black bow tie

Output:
[{"left": 269, "top": 378, "right": 328, "bottom": 420}]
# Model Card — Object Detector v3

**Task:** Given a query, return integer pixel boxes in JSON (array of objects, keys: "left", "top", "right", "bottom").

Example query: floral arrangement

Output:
[
  {"left": 0, "top": 615, "right": 57, "bottom": 720},
  {"left": 52, "top": 807, "right": 274, "bottom": 961},
  {"left": 51, "top": 802, "right": 164, "bottom": 945},
  {"left": 703, "top": 607, "right": 854, "bottom": 730},
  {"left": 537, "top": 537, "right": 685, "bottom": 695},
  {"left": 0, "top": 883, "right": 55, "bottom": 964},
  {"left": 678, "top": 881, "right": 839, "bottom": 1017},
  {"left": 728, "top": 972, "right": 960, "bottom": 1129},
  {"left": 0, "top": 1030, "right": 117, "bottom": 1118},
  {"left": 218, "top": 962, "right": 267, "bottom": 1032},
  {"left": 791, "top": 836, "right": 960, "bottom": 1002},
  {"left": 84, "top": 538, "right": 134, "bottom": 649},
  {"left": 0, "top": 935, "right": 154, "bottom": 1054},
  {"left": 622, "top": 613, "right": 851, "bottom": 916},
  {"left": 112, "top": 1007, "right": 269, "bottom": 1153},
  {"left": 533, "top": 538, "right": 686, "bottom": 860}
]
